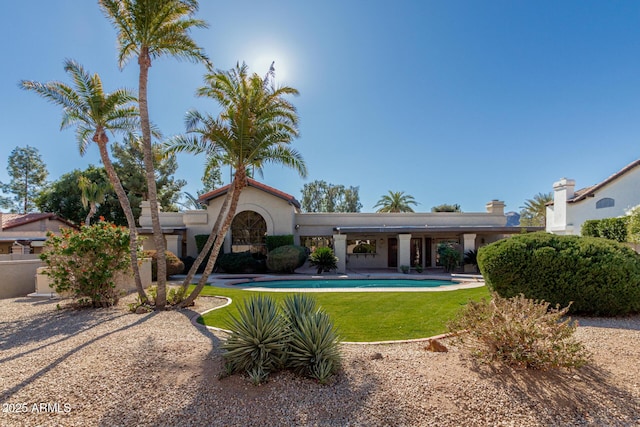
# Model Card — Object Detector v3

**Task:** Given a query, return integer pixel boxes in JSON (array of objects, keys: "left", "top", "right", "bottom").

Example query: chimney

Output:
[
  {"left": 485, "top": 200, "right": 505, "bottom": 215},
  {"left": 550, "top": 178, "right": 575, "bottom": 232}
]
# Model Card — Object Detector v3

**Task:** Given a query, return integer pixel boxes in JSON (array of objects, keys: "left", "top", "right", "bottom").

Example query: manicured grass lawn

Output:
[{"left": 196, "top": 285, "right": 490, "bottom": 342}]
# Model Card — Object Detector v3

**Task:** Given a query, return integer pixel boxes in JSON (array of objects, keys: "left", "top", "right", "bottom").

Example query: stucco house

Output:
[
  {"left": 140, "top": 179, "right": 539, "bottom": 273},
  {"left": 0, "top": 212, "right": 76, "bottom": 255},
  {"left": 546, "top": 159, "right": 640, "bottom": 235}
]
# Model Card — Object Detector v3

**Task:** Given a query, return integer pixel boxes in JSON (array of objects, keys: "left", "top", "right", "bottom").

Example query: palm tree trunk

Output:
[
  {"left": 85, "top": 202, "right": 97, "bottom": 226},
  {"left": 97, "top": 139, "right": 147, "bottom": 303},
  {"left": 178, "top": 184, "right": 235, "bottom": 307},
  {"left": 138, "top": 47, "right": 167, "bottom": 309},
  {"left": 179, "top": 170, "right": 247, "bottom": 308}
]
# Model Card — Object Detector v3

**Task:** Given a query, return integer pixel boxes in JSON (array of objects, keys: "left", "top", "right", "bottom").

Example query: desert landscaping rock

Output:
[{"left": 1, "top": 295, "right": 639, "bottom": 426}]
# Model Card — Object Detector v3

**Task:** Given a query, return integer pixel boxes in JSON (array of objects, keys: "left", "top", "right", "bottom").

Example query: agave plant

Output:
[
  {"left": 282, "top": 293, "right": 317, "bottom": 329},
  {"left": 286, "top": 310, "right": 341, "bottom": 384},
  {"left": 222, "top": 295, "right": 289, "bottom": 383}
]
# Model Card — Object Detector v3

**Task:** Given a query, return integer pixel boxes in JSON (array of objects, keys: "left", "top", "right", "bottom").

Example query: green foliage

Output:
[
  {"left": 628, "top": 205, "right": 640, "bottom": 244},
  {"left": 145, "top": 285, "right": 187, "bottom": 306},
  {"left": 400, "top": 265, "right": 410, "bottom": 274},
  {"left": 519, "top": 192, "right": 553, "bottom": 227},
  {"left": 464, "top": 249, "right": 479, "bottom": 267},
  {"left": 431, "top": 203, "right": 461, "bottom": 212},
  {"left": 266, "top": 245, "right": 307, "bottom": 273},
  {"left": 477, "top": 232, "right": 640, "bottom": 315},
  {"left": 266, "top": 235, "right": 295, "bottom": 252},
  {"left": 1, "top": 145, "right": 49, "bottom": 213},
  {"left": 218, "top": 252, "right": 265, "bottom": 274},
  {"left": 448, "top": 294, "right": 590, "bottom": 370},
  {"left": 352, "top": 243, "right": 375, "bottom": 253},
  {"left": 309, "top": 247, "right": 339, "bottom": 274},
  {"left": 222, "top": 293, "right": 341, "bottom": 384},
  {"left": 40, "top": 220, "right": 132, "bottom": 307},
  {"left": 301, "top": 180, "right": 362, "bottom": 212},
  {"left": 374, "top": 190, "right": 418, "bottom": 213},
  {"left": 143, "top": 250, "right": 185, "bottom": 280},
  {"left": 581, "top": 217, "right": 629, "bottom": 242},
  {"left": 222, "top": 295, "right": 289, "bottom": 384},
  {"left": 437, "top": 242, "right": 461, "bottom": 273}
]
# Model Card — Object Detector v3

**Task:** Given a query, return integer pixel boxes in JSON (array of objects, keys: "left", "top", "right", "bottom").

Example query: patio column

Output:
[
  {"left": 165, "top": 234, "right": 182, "bottom": 258},
  {"left": 397, "top": 234, "right": 411, "bottom": 272},
  {"left": 333, "top": 234, "right": 347, "bottom": 273},
  {"left": 462, "top": 233, "right": 476, "bottom": 273}
]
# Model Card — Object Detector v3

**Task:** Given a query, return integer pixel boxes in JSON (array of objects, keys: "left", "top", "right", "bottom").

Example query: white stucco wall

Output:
[{"left": 547, "top": 166, "right": 640, "bottom": 235}]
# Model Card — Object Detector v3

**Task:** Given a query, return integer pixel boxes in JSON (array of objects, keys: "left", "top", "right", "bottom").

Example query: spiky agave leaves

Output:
[
  {"left": 222, "top": 295, "right": 289, "bottom": 383},
  {"left": 284, "top": 295, "right": 341, "bottom": 384}
]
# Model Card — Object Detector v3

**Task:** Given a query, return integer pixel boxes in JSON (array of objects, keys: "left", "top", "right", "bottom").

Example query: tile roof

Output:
[
  {"left": 1, "top": 213, "right": 76, "bottom": 230},
  {"left": 198, "top": 178, "right": 301, "bottom": 208}
]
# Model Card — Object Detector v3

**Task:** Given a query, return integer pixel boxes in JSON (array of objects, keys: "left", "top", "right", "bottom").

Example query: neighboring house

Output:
[
  {"left": 546, "top": 159, "right": 640, "bottom": 235},
  {"left": 139, "top": 179, "right": 540, "bottom": 273},
  {"left": 0, "top": 212, "right": 76, "bottom": 255}
]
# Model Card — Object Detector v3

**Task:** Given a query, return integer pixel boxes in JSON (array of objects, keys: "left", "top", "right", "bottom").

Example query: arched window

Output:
[
  {"left": 231, "top": 211, "right": 267, "bottom": 253},
  {"left": 596, "top": 198, "right": 615, "bottom": 209}
]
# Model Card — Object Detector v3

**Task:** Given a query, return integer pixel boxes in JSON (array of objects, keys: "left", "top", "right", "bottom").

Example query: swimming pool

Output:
[{"left": 236, "top": 278, "right": 458, "bottom": 289}]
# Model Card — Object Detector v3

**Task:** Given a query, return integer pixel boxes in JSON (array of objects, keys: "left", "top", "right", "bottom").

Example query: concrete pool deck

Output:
[{"left": 175, "top": 267, "right": 485, "bottom": 292}]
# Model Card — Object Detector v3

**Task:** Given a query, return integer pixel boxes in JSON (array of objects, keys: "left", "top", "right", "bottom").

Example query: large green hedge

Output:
[
  {"left": 266, "top": 235, "right": 295, "bottom": 252},
  {"left": 266, "top": 245, "right": 308, "bottom": 273},
  {"left": 581, "top": 217, "right": 629, "bottom": 242},
  {"left": 477, "top": 232, "right": 640, "bottom": 315}
]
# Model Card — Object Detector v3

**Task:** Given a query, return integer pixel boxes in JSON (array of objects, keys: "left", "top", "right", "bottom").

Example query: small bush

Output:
[
  {"left": 284, "top": 298, "right": 341, "bottom": 383},
  {"left": 218, "top": 251, "right": 265, "bottom": 274},
  {"left": 478, "top": 232, "right": 640, "bottom": 315},
  {"left": 222, "top": 295, "right": 289, "bottom": 384},
  {"left": 266, "top": 234, "right": 294, "bottom": 252},
  {"left": 143, "top": 250, "right": 185, "bottom": 280},
  {"left": 437, "top": 242, "right": 461, "bottom": 272},
  {"left": 266, "top": 245, "right": 308, "bottom": 273},
  {"left": 309, "top": 247, "right": 338, "bottom": 274},
  {"left": 448, "top": 293, "right": 590, "bottom": 370},
  {"left": 40, "top": 221, "right": 132, "bottom": 307}
]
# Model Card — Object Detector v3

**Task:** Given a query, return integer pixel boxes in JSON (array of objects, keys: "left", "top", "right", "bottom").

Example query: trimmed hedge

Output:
[
  {"left": 477, "top": 232, "right": 640, "bottom": 316},
  {"left": 143, "top": 250, "right": 185, "bottom": 281},
  {"left": 218, "top": 251, "right": 266, "bottom": 274},
  {"left": 266, "top": 245, "right": 308, "bottom": 273},
  {"left": 581, "top": 217, "right": 629, "bottom": 242},
  {"left": 266, "top": 235, "right": 294, "bottom": 252}
]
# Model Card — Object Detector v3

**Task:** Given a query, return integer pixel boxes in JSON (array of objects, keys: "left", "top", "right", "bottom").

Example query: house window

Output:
[
  {"left": 347, "top": 238, "right": 377, "bottom": 254},
  {"left": 300, "top": 236, "right": 332, "bottom": 252},
  {"left": 596, "top": 198, "right": 615, "bottom": 209},
  {"left": 231, "top": 211, "right": 266, "bottom": 254}
]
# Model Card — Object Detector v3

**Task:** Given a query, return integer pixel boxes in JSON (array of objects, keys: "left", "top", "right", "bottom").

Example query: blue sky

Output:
[{"left": 1, "top": 0, "right": 639, "bottom": 213}]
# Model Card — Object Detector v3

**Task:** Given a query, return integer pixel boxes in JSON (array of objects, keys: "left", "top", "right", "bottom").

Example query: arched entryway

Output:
[{"left": 231, "top": 210, "right": 267, "bottom": 254}]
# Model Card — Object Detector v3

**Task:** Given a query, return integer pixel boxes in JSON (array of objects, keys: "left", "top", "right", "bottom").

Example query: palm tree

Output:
[
  {"left": 520, "top": 192, "right": 553, "bottom": 227},
  {"left": 78, "top": 176, "right": 112, "bottom": 225},
  {"left": 166, "top": 62, "right": 306, "bottom": 307},
  {"left": 20, "top": 59, "right": 148, "bottom": 302},
  {"left": 374, "top": 191, "right": 418, "bottom": 213},
  {"left": 99, "top": 0, "right": 210, "bottom": 309}
]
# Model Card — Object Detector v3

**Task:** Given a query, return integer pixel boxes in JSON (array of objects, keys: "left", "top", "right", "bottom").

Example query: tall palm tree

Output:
[
  {"left": 78, "top": 175, "right": 112, "bottom": 225},
  {"left": 374, "top": 191, "right": 418, "bottom": 213},
  {"left": 99, "top": 0, "right": 210, "bottom": 309},
  {"left": 166, "top": 62, "right": 306, "bottom": 307},
  {"left": 20, "top": 59, "right": 148, "bottom": 302},
  {"left": 520, "top": 192, "right": 553, "bottom": 227}
]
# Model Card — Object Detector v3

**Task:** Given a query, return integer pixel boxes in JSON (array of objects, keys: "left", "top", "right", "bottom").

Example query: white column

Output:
[
  {"left": 165, "top": 235, "right": 182, "bottom": 258},
  {"left": 397, "top": 234, "right": 411, "bottom": 272},
  {"left": 333, "top": 234, "right": 347, "bottom": 273}
]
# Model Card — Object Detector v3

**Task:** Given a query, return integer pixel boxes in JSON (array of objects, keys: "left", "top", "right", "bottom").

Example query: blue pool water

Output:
[{"left": 237, "top": 279, "right": 457, "bottom": 289}]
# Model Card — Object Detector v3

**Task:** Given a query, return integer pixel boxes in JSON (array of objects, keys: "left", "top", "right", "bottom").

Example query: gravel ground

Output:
[{"left": 1, "top": 295, "right": 639, "bottom": 427}]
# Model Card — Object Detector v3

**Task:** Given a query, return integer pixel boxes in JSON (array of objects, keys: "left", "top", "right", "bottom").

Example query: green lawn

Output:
[{"left": 196, "top": 285, "right": 490, "bottom": 342}]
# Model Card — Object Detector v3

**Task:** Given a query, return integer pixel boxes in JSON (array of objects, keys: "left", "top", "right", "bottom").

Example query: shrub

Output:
[
  {"left": 437, "top": 242, "right": 461, "bottom": 272},
  {"left": 581, "top": 217, "right": 628, "bottom": 242},
  {"left": 40, "top": 220, "right": 132, "bottom": 307},
  {"left": 266, "top": 245, "right": 308, "bottom": 273},
  {"left": 448, "top": 293, "right": 590, "bottom": 370},
  {"left": 477, "top": 232, "right": 640, "bottom": 315},
  {"left": 309, "top": 247, "right": 339, "bottom": 274},
  {"left": 463, "top": 249, "right": 478, "bottom": 268},
  {"left": 222, "top": 295, "right": 289, "bottom": 384},
  {"left": 281, "top": 294, "right": 340, "bottom": 384},
  {"left": 217, "top": 251, "right": 266, "bottom": 274},
  {"left": 193, "top": 234, "right": 222, "bottom": 273},
  {"left": 266, "top": 234, "right": 294, "bottom": 252},
  {"left": 143, "top": 250, "right": 184, "bottom": 280},
  {"left": 628, "top": 205, "right": 640, "bottom": 244}
]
